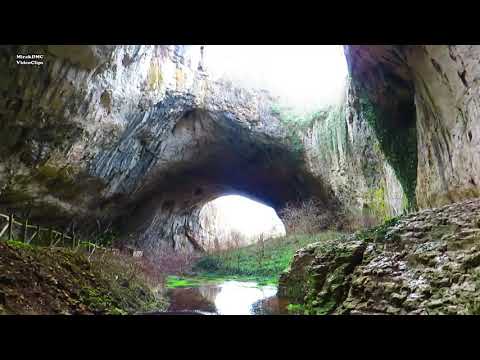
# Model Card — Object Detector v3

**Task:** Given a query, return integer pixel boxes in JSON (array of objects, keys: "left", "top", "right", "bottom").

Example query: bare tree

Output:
[
  {"left": 257, "top": 233, "right": 265, "bottom": 266},
  {"left": 279, "top": 199, "right": 333, "bottom": 235}
]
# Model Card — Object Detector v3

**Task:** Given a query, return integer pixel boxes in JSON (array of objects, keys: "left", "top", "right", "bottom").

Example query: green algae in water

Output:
[{"left": 165, "top": 274, "right": 277, "bottom": 289}]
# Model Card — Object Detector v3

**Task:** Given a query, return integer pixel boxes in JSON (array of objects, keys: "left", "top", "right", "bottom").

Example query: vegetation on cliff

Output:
[
  {"left": 355, "top": 81, "right": 418, "bottom": 211},
  {"left": 270, "top": 102, "right": 336, "bottom": 159}
]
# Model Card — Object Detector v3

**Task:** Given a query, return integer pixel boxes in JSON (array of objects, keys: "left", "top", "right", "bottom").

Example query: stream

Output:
[{"left": 162, "top": 280, "right": 290, "bottom": 315}]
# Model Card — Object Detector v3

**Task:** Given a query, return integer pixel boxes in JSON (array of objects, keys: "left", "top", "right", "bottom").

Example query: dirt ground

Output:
[{"left": 0, "top": 240, "right": 167, "bottom": 315}]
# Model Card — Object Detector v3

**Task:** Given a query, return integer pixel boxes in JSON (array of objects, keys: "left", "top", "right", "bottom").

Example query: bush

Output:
[
  {"left": 194, "top": 256, "right": 221, "bottom": 272},
  {"left": 279, "top": 199, "right": 334, "bottom": 235},
  {"left": 143, "top": 246, "right": 201, "bottom": 276}
]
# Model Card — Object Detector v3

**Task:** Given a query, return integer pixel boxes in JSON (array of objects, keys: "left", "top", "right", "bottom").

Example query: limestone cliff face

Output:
[
  {"left": 0, "top": 45, "right": 333, "bottom": 252},
  {"left": 2, "top": 44, "right": 480, "bottom": 254},
  {"left": 303, "top": 80, "right": 407, "bottom": 225},
  {"left": 0, "top": 45, "right": 209, "bottom": 226},
  {"left": 344, "top": 45, "right": 480, "bottom": 210},
  {"left": 406, "top": 46, "right": 480, "bottom": 208}
]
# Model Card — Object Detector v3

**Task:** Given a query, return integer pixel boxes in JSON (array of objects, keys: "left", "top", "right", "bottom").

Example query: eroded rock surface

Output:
[{"left": 279, "top": 198, "right": 480, "bottom": 314}]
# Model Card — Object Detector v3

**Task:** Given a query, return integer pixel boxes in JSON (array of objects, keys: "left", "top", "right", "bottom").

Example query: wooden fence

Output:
[
  {"left": 0, "top": 212, "right": 76, "bottom": 247},
  {"left": 0, "top": 212, "right": 143, "bottom": 257}
]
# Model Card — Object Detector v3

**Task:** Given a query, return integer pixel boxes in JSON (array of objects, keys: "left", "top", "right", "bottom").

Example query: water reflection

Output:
[{"left": 166, "top": 280, "right": 289, "bottom": 315}]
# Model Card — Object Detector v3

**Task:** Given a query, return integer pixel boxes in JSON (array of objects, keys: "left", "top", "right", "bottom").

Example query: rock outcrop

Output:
[{"left": 279, "top": 198, "right": 480, "bottom": 315}]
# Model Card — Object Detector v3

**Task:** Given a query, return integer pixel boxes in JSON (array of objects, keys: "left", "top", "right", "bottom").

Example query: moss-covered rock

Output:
[
  {"left": 278, "top": 238, "right": 366, "bottom": 314},
  {"left": 280, "top": 197, "right": 480, "bottom": 315}
]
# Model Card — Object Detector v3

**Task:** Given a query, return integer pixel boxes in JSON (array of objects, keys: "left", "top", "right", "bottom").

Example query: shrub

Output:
[
  {"left": 279, "top": 199, "right": 334, "bottom": 235},
  {"left": 143, "top": 246, "right": 201, "bottom": 276},
  {"left": 193, "top": 256, "right": 221, "bottom": 272}
]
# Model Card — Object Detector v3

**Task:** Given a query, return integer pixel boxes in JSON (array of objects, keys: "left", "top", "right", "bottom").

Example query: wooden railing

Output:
[
  {"left": 0, "top": 212, "right": 143, "bottom": 257},
  {"left": 0, "top": 212, "right": 76, "bottom": 247}
]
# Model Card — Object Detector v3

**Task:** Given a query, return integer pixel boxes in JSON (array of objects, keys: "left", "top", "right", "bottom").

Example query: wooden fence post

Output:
[
  {"left": 8, "top": 213, "right": 13, "bottom": 241},
  {"left": 0, "top": 212, "right": 87, "bottom": 250},
  {"left": 23, "top": 218, "right": 28, "bottom": 243},
  {"left": 28, "top": 224, "right": 40, "bottom": 244}
]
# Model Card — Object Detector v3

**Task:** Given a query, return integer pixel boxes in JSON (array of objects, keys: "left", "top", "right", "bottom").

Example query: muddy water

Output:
[{"left": 166, "top": 280, "right": 290, "bottom": 315}]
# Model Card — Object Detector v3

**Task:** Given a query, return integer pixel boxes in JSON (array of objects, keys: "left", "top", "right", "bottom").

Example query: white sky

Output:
[
  {"left": 210, "top": 195, "right": 285, "bottom": 238},
  {"left": 204, "top": 45, "right": 348, "bottom": 112}
]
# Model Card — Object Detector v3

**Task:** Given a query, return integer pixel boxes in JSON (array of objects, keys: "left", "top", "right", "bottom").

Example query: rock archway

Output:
[
  {"left": 0, "top": 45, "right": 339, "bottom": 254},
  {"left": 7, "top": 44, "right": 475, "bottom": 254},
  {"left": 90, "top": 95, "right": 334, "bottom": 252}
]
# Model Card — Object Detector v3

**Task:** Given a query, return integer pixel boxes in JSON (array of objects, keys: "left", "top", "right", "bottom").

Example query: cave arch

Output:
[{"left": 91, "top": 97, "right": 336, "bottom": 253}]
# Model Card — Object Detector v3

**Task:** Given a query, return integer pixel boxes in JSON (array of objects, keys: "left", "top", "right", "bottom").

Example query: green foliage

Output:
[
  {"left": 271, "top": 103, "right": 333, "bottom": 159},
  {"left": 313, "top": 103, "right": 347, "bottom": 159},
  {"left": 194, "top": 231, "right": 345, "bottom": 285},
  {"left": 96, "top": 230, "right": 117, "bottom": 247},
  {"left": 80, "top": 287, "right": 115, "bottom": 311},
  {"left": 166, "top": 276, "right": 204, "bottom": 288},
  {"left": 287, "top": 303, "right": 306, "bottom": 314},
  {"left": 287, "top": 298, "right": 338, "bottom": 315},
  {"left": 194, "top": 256, "right": 222, "bottom": 272},
  {"left": 364, "top": 183, "right": 390, "bottom": 222},
  {"left": 165, "top": 273, "right": 277, "bottom": 288},
  {"left": 6, "top": 239, "right": 34, "bottom": 250}
]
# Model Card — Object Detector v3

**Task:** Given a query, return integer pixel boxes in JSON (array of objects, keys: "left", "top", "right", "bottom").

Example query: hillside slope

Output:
[{"left": 0, "top": 241, "right": 166, "bottom": 315}]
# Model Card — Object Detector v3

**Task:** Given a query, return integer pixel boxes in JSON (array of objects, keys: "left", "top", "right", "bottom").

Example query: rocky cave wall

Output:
[
  {"left": 2, "top": 45, "right": 480, "bottom": 253},
  {"left": 0, "top": 45, "right": 334, "bottom": 253},
  {"left": 344, "top": 45, "right": 480, "bottom": 211},
  {"left": 303, "top": 78, "right": 408, "bottom": 225}
]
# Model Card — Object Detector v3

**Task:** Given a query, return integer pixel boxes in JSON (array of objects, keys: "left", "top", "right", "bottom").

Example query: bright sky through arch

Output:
[
  {"left": 204, "top": 45, "right": 348, "bottom": 112},
  {"left": 210, "top": 195, "right": 285, "bottom": 239}
]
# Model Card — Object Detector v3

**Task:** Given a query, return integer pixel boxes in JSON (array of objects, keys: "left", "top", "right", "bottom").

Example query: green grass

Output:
[
  {"left": 6, "top": 239, "right": 34, "bottom": 250},
  {"left": 192, "top": 231, "right": 345, "bottom": 285},
  {"left": 165, "top": 273, "right": 279, "bottom": 288}
]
